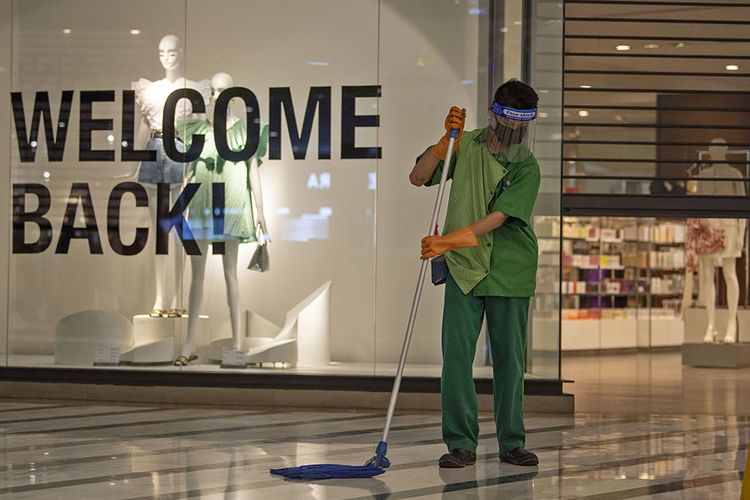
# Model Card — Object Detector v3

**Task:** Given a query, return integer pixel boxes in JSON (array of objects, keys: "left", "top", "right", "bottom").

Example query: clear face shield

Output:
[{"left": 487, "top": 102, "right": 537, "bottom": 163}]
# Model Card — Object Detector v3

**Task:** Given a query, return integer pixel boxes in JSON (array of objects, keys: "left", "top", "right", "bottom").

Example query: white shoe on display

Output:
[
  {"left": 723, "top": 322, "right": 737, "bottom": 344},
  {"left": 703, "top": 326, "right": 718, "bottom": 343}
]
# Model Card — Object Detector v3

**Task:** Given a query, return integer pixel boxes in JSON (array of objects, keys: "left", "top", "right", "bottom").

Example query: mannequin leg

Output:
[
  {"left": 721, "top": 257, "right": 739, "bottom": 344},
  {"left": 700, "top": 256, "right": 718, "bottom": 343},
  {"left": 181, "top": 240, "right": 210, "bottom": 359},
  {"left": 681, "top": 269, "right": 693, "bottom": 320},
  {"left": 221, "top": 240, "right": 243, "bottom": 351},
  {"left": 147, "top": 186, "right": 167, "bottom": 314},
  {"left": 168, "top": 183, "right": 185, "bottom": 312}
]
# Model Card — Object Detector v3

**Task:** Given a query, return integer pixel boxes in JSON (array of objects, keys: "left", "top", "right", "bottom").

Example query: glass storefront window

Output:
[{"left": 1, "top": 1, "right": 563, "bottom": 384}]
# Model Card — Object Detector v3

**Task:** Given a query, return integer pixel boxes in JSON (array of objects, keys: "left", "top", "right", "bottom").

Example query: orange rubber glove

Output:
[
  {"left": 421, "top": 225, "right": 478, "bottom": 260},
  {"left": 431, "top": 106, "right": 466, "bottom": 160}
]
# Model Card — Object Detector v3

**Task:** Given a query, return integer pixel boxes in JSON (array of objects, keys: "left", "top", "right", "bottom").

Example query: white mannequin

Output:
[
  {"left": 698, "top": 139, "right": 746, "bottom": 344},
  {"left": 132, "top": 34, "right": 209, "bottom": 318},
  {"left": 178, "top": 72, "right": 268, "bottom": 363}
]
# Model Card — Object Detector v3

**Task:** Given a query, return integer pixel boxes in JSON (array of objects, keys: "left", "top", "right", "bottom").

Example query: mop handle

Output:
[{"left": 380, "top": 129, "right": 459, "bottom": 443}]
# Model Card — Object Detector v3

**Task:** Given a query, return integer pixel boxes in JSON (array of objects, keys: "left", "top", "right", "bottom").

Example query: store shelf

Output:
[{"left": 541, "top": 215, "right": 690, "bottom": 352}]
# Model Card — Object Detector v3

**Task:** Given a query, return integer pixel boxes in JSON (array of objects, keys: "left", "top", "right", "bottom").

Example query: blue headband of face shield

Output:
[{"left": 490, "top": 102, "right": 537, "bottom": 122}]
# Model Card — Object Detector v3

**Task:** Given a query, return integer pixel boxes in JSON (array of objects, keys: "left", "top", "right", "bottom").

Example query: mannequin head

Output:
[
  {"left": 709, "top": 137, "right": 728, "bottom": 162},
  {"left": 210, "top": 72, "right": 234, "bottom": 103},
  {"left": 158, "top": 34, "right": 182, "bottom": 72},
  {"left": 210, "top": 72, "right": 245, "bottom": 124}
]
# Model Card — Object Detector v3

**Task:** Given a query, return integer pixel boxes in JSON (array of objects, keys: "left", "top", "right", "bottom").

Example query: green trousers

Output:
[{"left": 441, "top": 272, "right": 529, "bottom": 453}]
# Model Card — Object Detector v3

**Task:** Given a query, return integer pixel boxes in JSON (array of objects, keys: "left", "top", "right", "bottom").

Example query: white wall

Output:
[{"left": 0, "top": 0, "right": 11, "bottom": 359}]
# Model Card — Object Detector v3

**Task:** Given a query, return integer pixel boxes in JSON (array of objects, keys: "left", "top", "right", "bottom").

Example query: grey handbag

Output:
[{"left": 248, "top": 242, "right": 269, "bottom": 272}]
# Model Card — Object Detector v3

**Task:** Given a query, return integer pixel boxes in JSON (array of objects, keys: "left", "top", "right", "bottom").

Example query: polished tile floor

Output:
[
  {"left": 0, "top": 351, "right": 747, "bottom": 499},
  {"left": 563, "top": 351, "right": 750, "bottom": 416}
]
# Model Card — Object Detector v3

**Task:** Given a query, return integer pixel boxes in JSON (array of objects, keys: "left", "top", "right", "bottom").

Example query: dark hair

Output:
[{"left": 493, "top": 78, "right": 538, "bottom": 109}]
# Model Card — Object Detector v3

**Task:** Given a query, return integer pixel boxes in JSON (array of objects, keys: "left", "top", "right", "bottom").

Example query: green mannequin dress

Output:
[{"left": 177, "top": 119, "right": 269, "bottom": 242}]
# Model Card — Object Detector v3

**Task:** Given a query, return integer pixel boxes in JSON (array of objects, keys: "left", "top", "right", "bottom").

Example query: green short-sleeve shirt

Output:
[{"left": 419, "top": 128, "right": 540, "bottom": 297}]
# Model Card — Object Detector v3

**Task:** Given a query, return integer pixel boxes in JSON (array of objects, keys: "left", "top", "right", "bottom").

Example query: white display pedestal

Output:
[
  {"left": 683, "top": 307, "right": 750, "bottom": 344},
  {"left": 209, "top": 281, "right": 332, "bottom": 368},
  {"left": 561, "top": 318, "right": 637, "bottom": 351},
  {"left": 119, "top": 314, "right": 209, "bottom": 365},
  {"left": 55, "top": 311, "right": 132, "bottom": 366},
  {"left": 682, "top": 342, "right": 750, "bottom": 368}
]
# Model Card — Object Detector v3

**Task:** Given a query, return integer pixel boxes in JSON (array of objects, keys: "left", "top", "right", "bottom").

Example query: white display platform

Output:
[
  {"left": 119, "top": 314, "right": 209, "bottom": 365},
  {"left": 682, "top": 342, "right": 750, "bottom": 368},
  {"left": 562, "top": 315, "right": 685, "bottom": 351},
  {"left": 683, "top": 308, "right": 750, "bottom": 344},
  {"left": 562, "top": 318, "right": 637, "bottom": 351},
  {"left": 641, "top": 317, "right": 684, "bottom": 347},
  {"left": 55, "top": 310, "right": 132, "bottom": 365},
  {"left": 209, "top": 281, "right": 332, "bottom": 367}
]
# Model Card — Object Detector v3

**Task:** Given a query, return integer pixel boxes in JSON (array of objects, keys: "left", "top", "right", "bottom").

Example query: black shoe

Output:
[
  {"left": 438, "top": 448, "right": 477, "bottom": 468},
  {"left": 499, "top": 447, "right": 538, "bottom": 466}
]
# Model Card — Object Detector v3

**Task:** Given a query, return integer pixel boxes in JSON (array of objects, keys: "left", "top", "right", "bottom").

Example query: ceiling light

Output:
[
  {"left": 579, "top": 85, "right": 592, "bottom": 89},
  {"left": 644, "top": 43, "right": 659, "bottom": 49},
  {"left": 674, "top": 42, "right": 687, "bottom": 49},
  {"left": 62, "top": 28, "right": 72, "bottom": 35},
  {"left": 578, "top": 110, "right": 589, "bottom": 117},
  {"left": 725, "top": 64, "right": 739, "bottom": 71},
  {"left": 615, "top": 45, "right": 631, "bottom": 51},
  {"left": 129, "top": 29, "right": 141, "bottom": 35}
]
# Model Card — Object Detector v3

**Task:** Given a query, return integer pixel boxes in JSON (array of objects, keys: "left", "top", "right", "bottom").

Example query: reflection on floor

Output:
[
  {"left": 563, "top": 350, "right": 750, "bottom": 416},
  {"left": 0, "top": 402, "right": 745, "bottom": 498}
]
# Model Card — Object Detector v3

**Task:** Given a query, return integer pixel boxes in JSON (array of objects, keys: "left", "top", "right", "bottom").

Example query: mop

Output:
[{"left": 270, "top": 129, "right": 459, "bottom": 480}]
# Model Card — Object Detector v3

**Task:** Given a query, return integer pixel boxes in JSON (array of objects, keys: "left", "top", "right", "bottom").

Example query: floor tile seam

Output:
[
  {"left": 0, "top": 407, "right": 175, "bottom": 425},
  {"left": 0, "top": 413, "right": 382, "bottom": 454},
  {"left": 0, "top": 413, "right": 440, "bottom": 453},
  {"left": 0, "top": 410, "right": 277, "bottom": 435},
  {"left": 3, "top": 421, "right": 746, "bottom": 493},
  {"left": 0, "top": 405, "right": 72, "bottom": 414},
  {"left": 289, "top": 420, "right": 749, "bottom": 447},
  {"left": 572, "top": 412, "right": 750, "bottom": 420},
  {"left": 273, "top": 413, "right": 660, "bottom": 448}
]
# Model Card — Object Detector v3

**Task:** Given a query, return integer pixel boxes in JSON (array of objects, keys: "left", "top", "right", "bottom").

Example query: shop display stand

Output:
[
  {"left": 119, "top": 315, "right": 209, "bottom": 365},
  {"left": 682, "top": 307, "right": 750, "bottom": 368},
  {"left": 682, "top": 342, "right": 750, "bottom": 368},
  {"left": 211, "top": 281, "right": 331, "bottom": 369},
  {"left": 54, "top": 310, "right": 132, "bottom": 366},
  {"left": 537, "top": 217, "right": 687, "bottom": 351}
]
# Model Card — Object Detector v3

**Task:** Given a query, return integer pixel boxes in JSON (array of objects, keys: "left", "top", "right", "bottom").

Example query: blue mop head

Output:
[
  {"left": 270, "top": 441, "right": 390, "bottom": 480},
  {"left": 270, "top": 464, "right": 385, "bottom": 480}
]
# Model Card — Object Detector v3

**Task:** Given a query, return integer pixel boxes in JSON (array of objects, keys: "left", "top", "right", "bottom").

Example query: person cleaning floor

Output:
[{"left": 409, "top": 79, "right": 541, "bottom": 468}]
